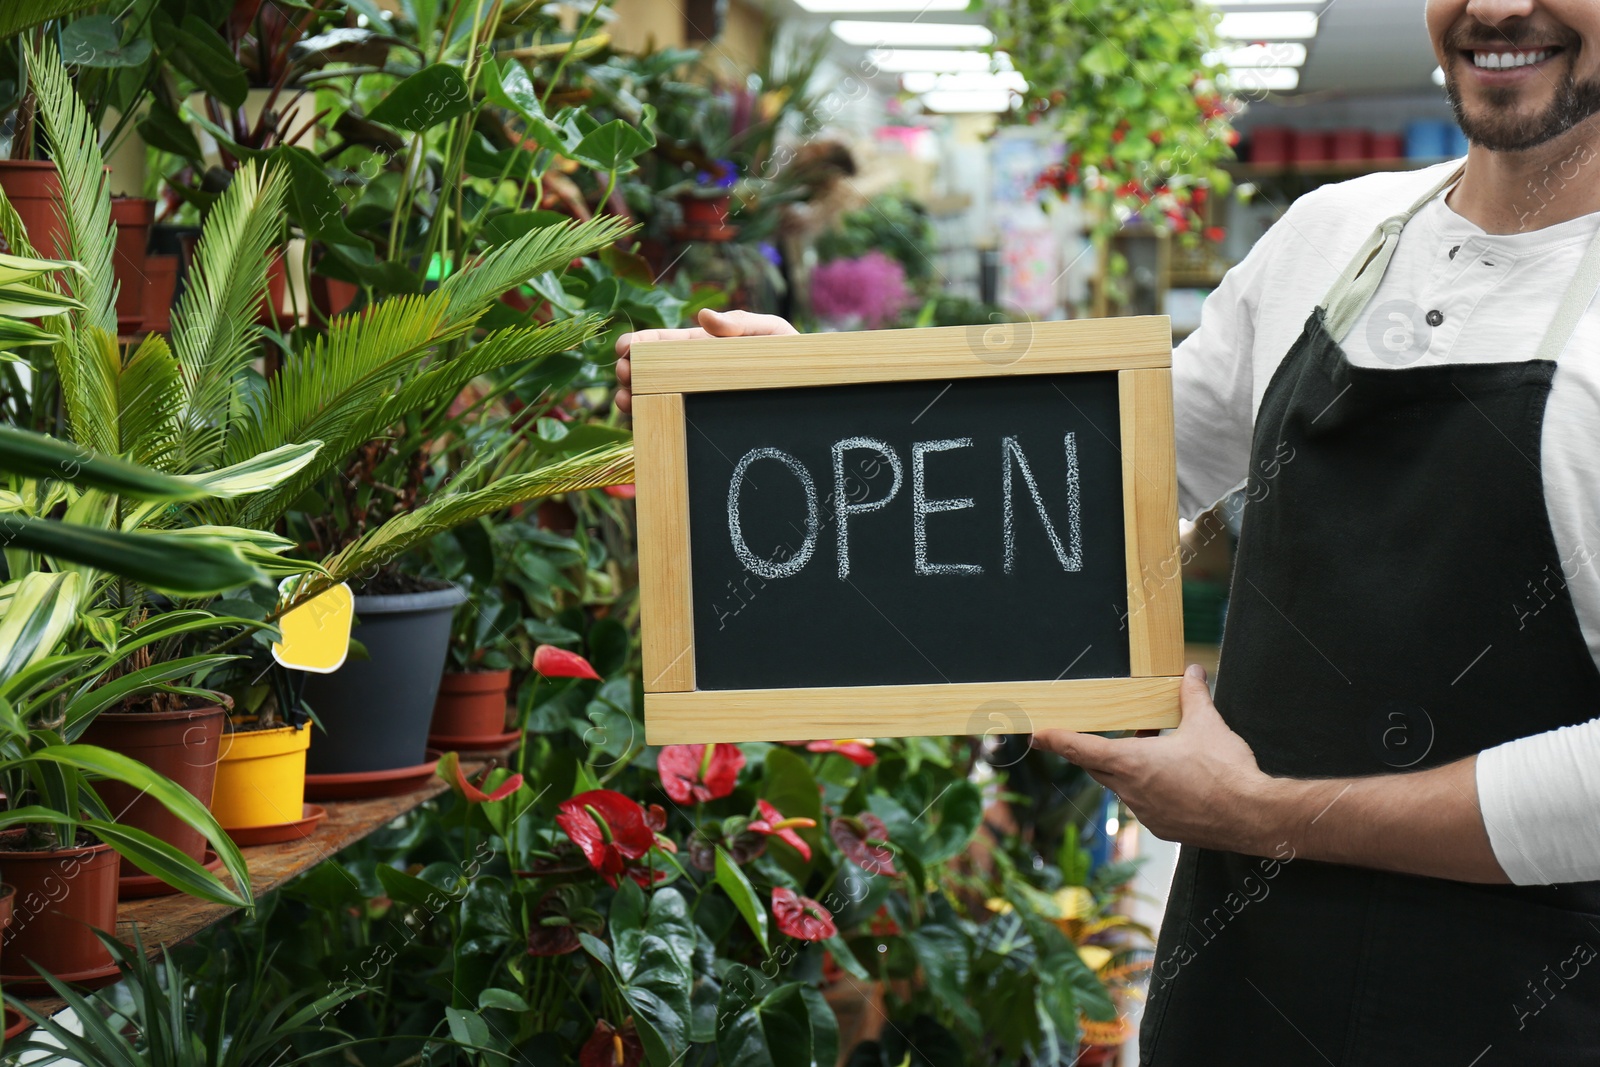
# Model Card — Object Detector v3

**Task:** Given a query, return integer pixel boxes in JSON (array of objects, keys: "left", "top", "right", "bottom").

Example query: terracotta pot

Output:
[
  {"left": 0, "top": 161, "right": 65, "bottom": 257},
  {"left": 79, "top": 706, "right": 224, "bottom": 885},
  {"left": 310, "top": 271, "right": 360, "bottom": 322},
  {"left": 257, "top": 252, "right": 289, "bottom": 326},
  {"left": 111, "top": 197, "right": 155, "bottom": 334},
  {"left": 141, "top": 254, "right": 179, "bottom": 333},
  {"left": 213, "top": 723, "right": 311, "bottom": 831},
  {"left": 0, "top": 883, "right": 14, "bottom": 972},
  {"left": 429, "top": 669, "right": 513, "bottom": 739},
  {"left": 1, "top": 841, "right": 120, "bottom": 989}
]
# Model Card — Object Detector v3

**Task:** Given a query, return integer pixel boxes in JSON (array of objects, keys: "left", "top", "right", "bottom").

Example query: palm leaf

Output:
[
  {"left": 0, "top": 0, "right": 108, "bottom": 38},
  {"left": 169, "top": 162, "right": 288, "bottom": 471},
  {"left": 235, "top": 316, "right": 597, "bottom": 528},
  {"left": 24, "top": 38, "right": 118, "bottom": 450},
  {"left": 437, "top": 214, "right": 634, "bottom": 323},
  {"left": 116, "top": 332, "right": 184, "bottom": 468},
  {"left": 295, "top": 442, "right": 633, "bottom": 605}
]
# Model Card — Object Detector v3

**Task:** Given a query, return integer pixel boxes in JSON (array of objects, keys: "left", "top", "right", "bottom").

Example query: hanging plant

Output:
[{"left": 989, "top": 0, "right": 1239, "bottom": 246}]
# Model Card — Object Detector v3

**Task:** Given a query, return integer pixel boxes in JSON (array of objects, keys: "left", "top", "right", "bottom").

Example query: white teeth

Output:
[{"left": 1473, "top": 49, "right": 1551, "bottom": 70}]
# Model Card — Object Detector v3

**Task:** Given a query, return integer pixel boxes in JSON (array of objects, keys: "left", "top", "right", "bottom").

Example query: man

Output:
[{"left": 618, "top": 0, "right": 1600, "bottom": 1060}]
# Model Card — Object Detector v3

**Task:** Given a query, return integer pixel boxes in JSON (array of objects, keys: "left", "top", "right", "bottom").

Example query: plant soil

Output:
[{"left": 354, "top": 571, "right": 454, "bottom": 596}]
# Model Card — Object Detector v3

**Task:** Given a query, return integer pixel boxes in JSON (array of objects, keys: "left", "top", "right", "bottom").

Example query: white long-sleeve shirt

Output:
[{"left": 1174, "top": 158, "right": 1600, "bottom": 885}]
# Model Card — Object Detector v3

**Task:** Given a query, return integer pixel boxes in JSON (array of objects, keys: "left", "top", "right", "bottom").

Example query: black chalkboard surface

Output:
[{"left": 683, "top": 373, "right": 1130, "bottom": 690}]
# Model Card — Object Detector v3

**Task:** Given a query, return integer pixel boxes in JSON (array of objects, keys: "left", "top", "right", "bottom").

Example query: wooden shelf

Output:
[{"left": 22, "top": 777, "right": 455, "bottom": 1018}]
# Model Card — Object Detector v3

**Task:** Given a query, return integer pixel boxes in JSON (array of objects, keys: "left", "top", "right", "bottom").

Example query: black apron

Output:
[{"left": 1141, "top": 165, "right": 1600, "bottom": 1065}]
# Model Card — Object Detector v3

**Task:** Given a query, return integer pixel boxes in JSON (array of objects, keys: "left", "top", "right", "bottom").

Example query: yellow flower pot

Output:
[{"left": 212, "top": 724, "right": 312, "bottom": 830}]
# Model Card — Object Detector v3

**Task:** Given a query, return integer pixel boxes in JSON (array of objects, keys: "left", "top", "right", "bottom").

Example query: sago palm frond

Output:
[
  {"left": 437, "top": 214, "right": 636, "bottom": 324},
  {"left": 294, "top": 441, "right": 634, "bottom": 605},
  {"left": 25, "top": 38, "right": 117, "bottom": 448},
  {"left": 0, "top": 0, "right": 107, "bottom": 38},
  {"left": 222, "top": 290, "right": 468, "bottom": 471},
  {"left": 233, "top": 315, "right": 599, "bottom": 529},
  {"left": 117, "top": 333, "right": 184, "bottom": 470},
  {"left": 169, "top": 162, "right": 288, "bottom": 471}
]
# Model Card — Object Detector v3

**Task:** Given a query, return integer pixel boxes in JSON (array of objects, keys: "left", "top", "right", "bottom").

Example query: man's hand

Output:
[
  {"left": 1031, "top": 664, "right": 1510, "bottom": 882},
  {"left": 1031, "top": 665, "right": 1275, "bottom": 854},
  {"left": 614, "top": 308, "right": 797, "bottom": 414}
]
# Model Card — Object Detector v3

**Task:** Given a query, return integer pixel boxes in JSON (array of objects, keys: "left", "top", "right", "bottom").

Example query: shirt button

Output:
[{"left": 1426, "top": 309, "right": 1445, "bottom": 327}]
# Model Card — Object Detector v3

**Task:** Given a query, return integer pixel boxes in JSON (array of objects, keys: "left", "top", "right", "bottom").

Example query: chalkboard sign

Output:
[{"left": 632, "top": 318, "right": 1184, "bottom": 745}]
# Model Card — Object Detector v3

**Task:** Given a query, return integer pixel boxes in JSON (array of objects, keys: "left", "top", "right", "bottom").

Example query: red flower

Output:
[
  {"left": 556, "top": 790, "right": 656, "bottom": 887},
  {"left": 772, "top": 886, "right": 836, "bottom": 941},
  {"left": 1204, "top": 226, "right": 1227, "bottom": 243},
  {"left": 604, "top": 483, "right": 636, "bottom": 499},
  {"left": 534, "top": 645, "right": 601, "bottom": 680},
  {"left": 797, "top": 739, "right": 877, "bottom": 767},
  {"left": 436, "top": 751, "right": 523, "bottom": 804},
  {"left": 830, "top": 813, "right": 898, "bottom": 876},
  {"left": 1147, "top": 130, "right": 1163, "bottom": 145},
  {"left": 658, "top": 743, "right": 744, "bottom": 803},
  {"left": 579, "top": 1019, "right": 645, "bottom": 1067},
  {"left": 748, "top": 799, "right": 816, "bottom": 861}
]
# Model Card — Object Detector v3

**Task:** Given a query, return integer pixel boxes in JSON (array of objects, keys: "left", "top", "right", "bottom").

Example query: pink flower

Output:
[
  {"left": 789, "top": 738, "right": 877, "bottom": 767},
  {"left": 748, "top": 799, "right": 815, "bottom": 861},
  {"left": 771, "top": 886, "right": 836, "bottom": 941},
  {"left": 534, "top": 645, "right": 601, "bottom": 680},
  {"left": 657, "top": 743, "right": 745, "bottom": 803},
  {"left": 810, "top": 251, "right": 911, "bottom": 329}
]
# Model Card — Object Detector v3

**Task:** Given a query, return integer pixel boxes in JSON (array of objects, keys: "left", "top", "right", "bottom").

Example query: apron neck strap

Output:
[
  {"left": 1534, "top": 218, "right": 1600, "bottom": 361},
  {"left": 1321, "top": 163, "right": 1467, "bottom": 343}
]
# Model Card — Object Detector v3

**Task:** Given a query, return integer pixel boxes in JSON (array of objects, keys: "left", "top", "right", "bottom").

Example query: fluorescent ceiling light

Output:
[
  {"left": 902, "top": 70, "right": 1027, "bottom": 94},
  {"left": 1206, "top": 42, "right": 1307, "bottom": 67},
  {"left": 920, "top": 89, "right": 1014, "bottom": 114},
  {"left": 870, "top": 49, "right": 998, "bottom": 73},
  {"left": 1217, "top": 11, "right": 1321, "bottom": 39},
  {"left": 831, "top": 20, "right": 995, "bottom": 48},
  {"left": 1220, "top": 66, "right": 1301, "bottom": 91},
  {"left": 795, "top": 0, "right": 966, "bottom": 9}
]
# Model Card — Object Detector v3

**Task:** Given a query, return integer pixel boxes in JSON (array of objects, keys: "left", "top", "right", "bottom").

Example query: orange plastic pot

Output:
[
  {"left": 0, "top": 161, "right": 64, "bottom": 256},
  {"left": 1, "top": 842, "right": 120, "bottom": 991},
  {"left": 429, "top": 669, "right": 512, "bottom": 740},
  {"left": 212, "top": 724, "right": 311, "bottom": 830},
  {"left": 110, "top": 197, "right": 155, "bottom": 334},
  {"left": 80, "top": 706, "right": 223, "bottom": 878}
]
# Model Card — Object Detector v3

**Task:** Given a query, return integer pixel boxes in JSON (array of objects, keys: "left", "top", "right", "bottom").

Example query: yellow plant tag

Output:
[{"left": 271, "top": 580, "right": 354, "bottom": 674}]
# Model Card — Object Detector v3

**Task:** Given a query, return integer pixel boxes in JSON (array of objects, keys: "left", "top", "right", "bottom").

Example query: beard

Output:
[
  {"left": 1443, "top": 19, "right": 1600, "bottom": 152},
  {"left": 1446, "top": 66, "right": 1600, "bottom": 151}
]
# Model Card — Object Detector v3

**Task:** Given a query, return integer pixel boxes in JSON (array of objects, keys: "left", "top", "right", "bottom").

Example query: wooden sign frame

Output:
[{"left": 632, "top": 317, "right": 1184, "bottom": 745}]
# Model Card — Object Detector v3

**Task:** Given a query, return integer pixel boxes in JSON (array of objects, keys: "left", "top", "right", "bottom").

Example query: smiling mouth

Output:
[{"left": 1466, "top": 47, "right": 1562, "bottom": 71}]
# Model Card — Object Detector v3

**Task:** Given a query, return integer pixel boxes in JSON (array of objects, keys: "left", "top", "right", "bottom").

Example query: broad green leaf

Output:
[
  {"left": 82, "top": 818, "right": 247, "bottom": 905},
  {"left": 0, "top": 424, "right": 206, "bottom": 500},
  {"left": 177, "top": 440, "right": 324, "bottom": 497},
  {"left": 367, "top": 64, "right": 474, "bottom": 132},
  {"left": 0, "top": 571, "right": 81, "bottom": 679},
  {"left": 0, "top": 279, "right": 84, "bottom": 317},
  {"left": 923, "top": 779, "right": 983, "bottom": 864},
  {"left": 160, "top": 14, "right": 248, "bottom": 108},
  {"left": 0, "top": 251, "right": 83, "bottom": 286},
  {"left": 715, "top": 847, "right": 769, "bottom": 953},
  {"left": 478, "top": 988, "right": 529, "bottom": 1013},
  {"left": 760, "top": 748, "right": 822, "bottom": 882},
  {"left": 59, "top": 15, "right": 152, "bottom": 68},
  {"left": 483, "top": 55, "right": 545, "bottom": 125},
  {"left": 272, "top": 146, "right": 371, "bottom": 250},
  {"left": 0, "top": 516, "right": 262, "bottom": 595},
  {"left": 570, "top": 105, "right": 657, "bottom": 172},
  {"left": 137, "top": 97, "right": 204, "bottom": 161}
]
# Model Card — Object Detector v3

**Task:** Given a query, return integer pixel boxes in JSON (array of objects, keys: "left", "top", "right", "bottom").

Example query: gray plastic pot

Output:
[{"left": 302, "top": 584, "right": 466, "bottom": 774}]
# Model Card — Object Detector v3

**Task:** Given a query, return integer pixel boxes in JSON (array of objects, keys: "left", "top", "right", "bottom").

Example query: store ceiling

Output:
[{"left": 770, "top": 0, "right": 1447, "bottom": 99}]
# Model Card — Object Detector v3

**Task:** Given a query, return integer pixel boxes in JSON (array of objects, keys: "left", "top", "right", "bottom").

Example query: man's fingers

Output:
[
  {"left": 1029, "top": 729, "right": 1124, "bottom": 772},
  {"left": 699, "top": 308, "right": 798, "bottom": 337},
  {"left": 1177, "top": 663, "right": 1223, "bottom": 731},
  {"left": 615, "top": 326, "right": 713, "bottom": 360}
]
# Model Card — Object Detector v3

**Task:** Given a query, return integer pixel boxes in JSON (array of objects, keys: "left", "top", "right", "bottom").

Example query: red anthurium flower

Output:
[
  {"left": 436, "top": 752, "right": 523, "bottom": 804},
  {"left": 658, "top": 743, "right": 745, "bottom": 803},
  {"left": 830, "top": 813, "right": 898, "bottom": 876},
  {"left": 557, "top": 790, "right": 656, "bottom": 887},
  {"left": 579, "top": 1019, "right": 645, "bottom": 1067},
  {"left": 534, "top": 645, "right": 602, "bottom": 680},
  {"left": 771, "top": 886, "right": 837, "bottom": 941},
  {"left": 748, "top": 799, "right": 815, "bottom": 861},
  {"left": 803, "top": 739, "right": 877, "bottom": 767},
  {"left": 603, "top": 483, "right": 636, "bottom": 499}
]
